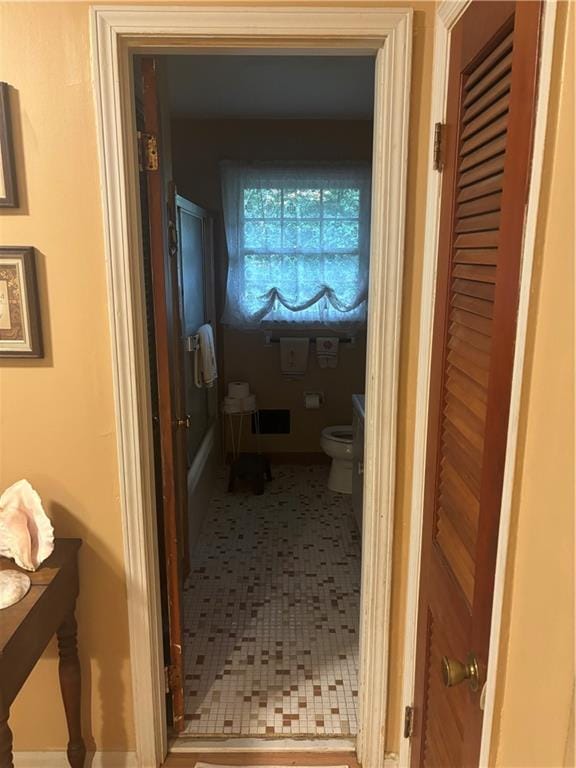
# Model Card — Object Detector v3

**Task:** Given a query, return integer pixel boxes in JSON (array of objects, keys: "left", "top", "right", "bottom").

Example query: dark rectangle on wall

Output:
[{"left": 252, "top": 409, "right": 291, "bottom": 434}]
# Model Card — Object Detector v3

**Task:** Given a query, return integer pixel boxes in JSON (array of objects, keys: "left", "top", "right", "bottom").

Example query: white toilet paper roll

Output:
[
  {"left": 304, "top": 393, "right": 321, "bottom": 409},
  {"left": 228, "top": 381, "right": 250, "bottom": 399},
  {"left": 223, "top": 396, "right": 243, "bottom": 414}
]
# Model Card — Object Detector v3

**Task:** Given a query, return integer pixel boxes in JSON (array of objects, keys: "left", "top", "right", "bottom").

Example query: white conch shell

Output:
[
  {"left": 0, "top": 480, "right": 54, "bottom": 571},
  {"left": 0, "top": 569, "right": 31, "bottom": 609}
]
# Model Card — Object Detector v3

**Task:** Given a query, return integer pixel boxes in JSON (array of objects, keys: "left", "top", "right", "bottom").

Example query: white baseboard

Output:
[{"left": 14, "top": 752, "right": 138, "bottom": 768}]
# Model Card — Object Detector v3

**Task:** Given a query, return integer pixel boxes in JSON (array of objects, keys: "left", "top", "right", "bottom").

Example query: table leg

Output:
[
  {"left": 0, "top": 709, "right": 13, "bottom": 768},
  {"left": 57, "top": 611, "right": 86, "bottom": 768}
]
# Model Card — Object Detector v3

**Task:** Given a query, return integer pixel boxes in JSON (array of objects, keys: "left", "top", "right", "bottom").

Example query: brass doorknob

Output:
[
  {"left": 441, "top": 652, "right": 480, "bottom": 692},
  {"left": 174, "top": 416, "right": 190, "bottom": 429}
]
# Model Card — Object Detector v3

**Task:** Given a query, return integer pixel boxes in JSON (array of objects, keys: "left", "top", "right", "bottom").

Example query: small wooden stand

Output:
[
  {"left": 228, "top": 452, "right": 272, "bottom": 495},
  {"left": 224, "top": 406, "right": 271, "bottom": 494}
]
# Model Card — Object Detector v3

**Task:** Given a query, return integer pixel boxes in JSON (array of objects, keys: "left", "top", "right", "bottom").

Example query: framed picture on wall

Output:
[
  {"left": 0, "top": 82, "right": 18, "bottom": 208},
  {"left": 0, "top": 248, "right": 43, "bottom": 358}
]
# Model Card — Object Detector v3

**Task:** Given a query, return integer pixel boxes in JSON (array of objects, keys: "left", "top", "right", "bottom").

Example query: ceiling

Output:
[{"left": 166, "top": 55, "right": 375, "bottom": 120}]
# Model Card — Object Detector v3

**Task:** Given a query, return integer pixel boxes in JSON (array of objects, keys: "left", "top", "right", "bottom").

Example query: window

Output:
[{"left": 220, "top": 163, "right": 371, "bottom": 328}]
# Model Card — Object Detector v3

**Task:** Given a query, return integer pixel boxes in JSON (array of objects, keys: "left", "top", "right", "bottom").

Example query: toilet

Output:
[{"left": 320, "top": 425, "right": 354, "bottom": 494}]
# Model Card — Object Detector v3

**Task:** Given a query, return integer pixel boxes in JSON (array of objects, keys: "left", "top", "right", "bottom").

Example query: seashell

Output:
[
  {"left": 0, "top": 480, "right": 54, "bottom": 571},
  {"left": 0, "top": 569, "right": 31, "bottom": 609}
]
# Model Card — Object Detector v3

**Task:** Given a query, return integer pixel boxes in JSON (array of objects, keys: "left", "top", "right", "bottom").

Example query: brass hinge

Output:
[
  {"left": 164, "top": 664, "right": 181, "bottom": 693},
  {"left": 173, "top": 415, "right": 191, "bottom": 429},
  {"left": 137, "top": 131, "right": 159, "bottom": 172},
  {"left": 403, "top": 705, "right": 415, "bottom": 738},
  {"left": 168, "top": 219, "right": 178, "bottom": 257},
  {"left": 433, "top": 122, "right": 445, "bottom": 172}
]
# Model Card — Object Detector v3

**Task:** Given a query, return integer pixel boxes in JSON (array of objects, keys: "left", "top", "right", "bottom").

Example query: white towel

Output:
[
  {"left": 194, "top": 323, "right": 218, "bottom": 388},
  {"left": 316, "top": 336, "right": 339, "bottom": 369},
  {"left": 279, "top": 337, "right": 309, "bottom": 376}
]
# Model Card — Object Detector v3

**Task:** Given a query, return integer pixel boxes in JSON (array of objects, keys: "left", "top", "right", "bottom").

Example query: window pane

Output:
[
  {"left": 322, "top": 188, "right": 360, "bottom": 218},
  {"left": 244, "top": 253, "right": 268, "bottom": 284},
  {"left": 270, "top": 254, "right": 297, "bottom": 297},
  {"left": 283, "top": 221, "right": 298, "bottom": 249},
  {"left": 283, "top": 221, "right": 322, "bottom": 250},
  {"left": 283, "top": 188, "right": 322, "bottom": 219},
  {"left": 300, "top": 222, "right": 322, "bottom": 249},
  {"left": 244, "top": 220, "right": 282, "bottom": 250},
  {"left": 244, "top": 188, "right": 281, "bottom": 219},
  {"left": 298, "top": 254, "right": 324, "bottom": 297},
  {"left": 323, "top": 220, "right": 359, "bottom": 250},
  {"left": 324, "top": 254, "right": 360, "bottom": 303}
]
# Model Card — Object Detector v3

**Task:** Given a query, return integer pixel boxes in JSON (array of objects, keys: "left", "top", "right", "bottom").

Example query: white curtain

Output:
[{"left": 220, "top": 162, "right": 371, "bottom": 329}]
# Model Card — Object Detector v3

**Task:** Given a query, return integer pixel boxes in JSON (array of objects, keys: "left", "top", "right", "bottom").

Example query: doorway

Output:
[
  {"left": 92, "top": 7, "right": 412, "bottom": 767},
  {"left": 141, "top": 52, "right": 374, "bottom": 741}
]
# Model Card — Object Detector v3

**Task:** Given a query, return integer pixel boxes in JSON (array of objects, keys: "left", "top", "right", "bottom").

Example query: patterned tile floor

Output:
[{"left": 182, "top": 464, "right": 361, "bottom": 737}]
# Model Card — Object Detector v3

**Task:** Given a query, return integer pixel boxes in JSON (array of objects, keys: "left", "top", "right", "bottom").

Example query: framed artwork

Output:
[
  {"left": 0, "top": 82, "right": 18, "bottom": 208},
  {"left": 0, "top": 248, "right": 43, "bottom": 358}
]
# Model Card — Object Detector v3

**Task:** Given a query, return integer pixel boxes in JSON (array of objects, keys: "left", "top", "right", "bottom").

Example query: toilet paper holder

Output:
[{"left": 304, "top": 391, "right": 324, "bottom": 409}]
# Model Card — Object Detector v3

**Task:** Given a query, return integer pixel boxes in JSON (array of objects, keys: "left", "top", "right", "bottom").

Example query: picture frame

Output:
[
  {"left": 0, "top": 248, "right": 43, "bottom": 358},
  {"left": 0, "top": 82, "right": 18, "bottom": 208}
]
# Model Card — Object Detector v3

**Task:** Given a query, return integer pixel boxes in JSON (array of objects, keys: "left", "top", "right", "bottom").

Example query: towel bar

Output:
[{"left": 265, "top": 335, "right": 354, "bottom": 345}]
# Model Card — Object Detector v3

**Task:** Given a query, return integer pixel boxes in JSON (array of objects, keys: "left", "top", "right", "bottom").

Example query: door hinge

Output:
[
  {"left": 164, "top": 664, "right": 181, "bottom": 693},
  {"left": 433, "top": 122, "right": 445, "bottom": 172},
  {"left": 174, "top": 415, "right": 191, "bottom": 429},
  {"left": 403, "top": 705, "right": 415, "bottom": 738},
  {"left": 138, "top": 131, "right": 159, "bottom": 171},
  {"left": 168, "top": 219, "right": 178, "bottom": 257}
]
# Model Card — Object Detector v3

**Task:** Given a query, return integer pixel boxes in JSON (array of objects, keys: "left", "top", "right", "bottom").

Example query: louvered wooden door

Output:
[{"left": 411, "top": 3, "right": 541, "bottom": 766}]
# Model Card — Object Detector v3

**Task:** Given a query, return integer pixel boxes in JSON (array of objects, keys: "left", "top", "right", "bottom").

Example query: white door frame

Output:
[
  {"left": 398, "top": 1, "right": 558, "bottom": 766},
  {"left": 91, "top": 6, "right": 412, "bottom": 768}
]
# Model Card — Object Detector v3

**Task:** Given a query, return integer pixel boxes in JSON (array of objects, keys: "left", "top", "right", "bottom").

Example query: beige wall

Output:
[
  {"left": 171, "top": 118, "right": 372, "bottom": 453},
  {"left": 0, "top": 0, "right": 572, "bottom": 762},
  {"left": 0, "top": 2, "right": 134, "bottom": 752},
  {"left": 491, "top": 4, "right": 575, "bottom": 765}
]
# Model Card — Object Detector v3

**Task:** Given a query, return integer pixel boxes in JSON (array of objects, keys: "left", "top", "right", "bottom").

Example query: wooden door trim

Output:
[
  {"left": 400, "top": 2, "right": 559, "bottom": 766},
  {"left": 91, "top": 7, "right": 412, "bottom": 768}
]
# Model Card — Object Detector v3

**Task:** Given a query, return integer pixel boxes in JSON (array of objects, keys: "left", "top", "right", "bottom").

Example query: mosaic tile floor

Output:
[{"left": 182, "top": 464, "right": 361, "bottom": 737}]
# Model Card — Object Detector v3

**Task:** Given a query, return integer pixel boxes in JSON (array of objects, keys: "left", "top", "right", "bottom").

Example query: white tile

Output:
[{"left": 182, "top": 465, "right": 360, "bottom": 737}]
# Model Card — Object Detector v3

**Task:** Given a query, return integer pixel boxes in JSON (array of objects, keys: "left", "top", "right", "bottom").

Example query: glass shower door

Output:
[{"left": 175, "top": 194, "right": 215, "bottom": 465}]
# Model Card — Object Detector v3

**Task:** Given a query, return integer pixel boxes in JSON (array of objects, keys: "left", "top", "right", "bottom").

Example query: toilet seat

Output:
[{"left": 322, "top": 425, "right": 353, "bottom": 444}]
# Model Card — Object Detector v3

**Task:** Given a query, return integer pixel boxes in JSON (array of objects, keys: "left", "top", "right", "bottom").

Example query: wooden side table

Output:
[{"left": 0, "top": 539, "right": 85, "bottom": 768}]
